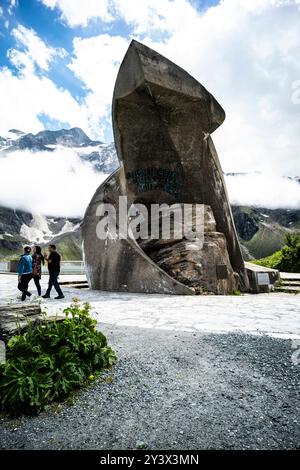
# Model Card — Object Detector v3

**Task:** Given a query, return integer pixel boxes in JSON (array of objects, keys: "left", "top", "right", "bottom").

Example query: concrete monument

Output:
[{"left": 82, "top": 40, "right": 250, "bottom": 294}]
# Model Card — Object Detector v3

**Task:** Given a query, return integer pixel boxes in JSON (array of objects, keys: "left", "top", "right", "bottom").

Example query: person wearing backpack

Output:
[{"left": 17, "top": 245, "right": 33, "bottom": 301}]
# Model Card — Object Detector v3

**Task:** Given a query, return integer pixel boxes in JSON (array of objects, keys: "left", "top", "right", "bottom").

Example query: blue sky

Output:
[
  {"left": 0, "top": 0, "right": 300, "bottom": 179},
  {"left": 0, "top": 0, "right": 220, "bottom": 141}
]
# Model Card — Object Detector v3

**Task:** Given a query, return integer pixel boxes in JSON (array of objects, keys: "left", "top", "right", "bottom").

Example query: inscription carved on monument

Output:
[{"left": 127, "top": 168, "right": 181, "bottom": 196}]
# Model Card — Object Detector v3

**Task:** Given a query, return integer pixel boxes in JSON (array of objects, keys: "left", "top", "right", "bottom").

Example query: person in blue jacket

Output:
[{"left": 17, "top": 246, "right": 33, "bottom": 301}]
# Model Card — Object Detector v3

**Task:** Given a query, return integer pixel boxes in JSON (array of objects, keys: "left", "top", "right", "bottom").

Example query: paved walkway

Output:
[{"left": 0, "top": 274, "right": 299, "bottom": 339}]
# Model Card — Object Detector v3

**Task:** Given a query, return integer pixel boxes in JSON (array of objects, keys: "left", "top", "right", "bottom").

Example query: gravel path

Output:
[{"left": 0, "top": 325, "right": 299, "bottom": 450}]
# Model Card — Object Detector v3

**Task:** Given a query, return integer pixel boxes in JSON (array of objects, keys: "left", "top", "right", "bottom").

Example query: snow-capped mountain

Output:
[
  {"left": 19, "top": 214, "right": 80, "bottom": 245},
  {"left": 0, "top": 127, "right": 119, "bottom": 174},
  {"left": 0, "top": 206, "right": 82, "bottom": 259},
  {"left": 0, "top": 127, "right": 120, "bottom": 259}
]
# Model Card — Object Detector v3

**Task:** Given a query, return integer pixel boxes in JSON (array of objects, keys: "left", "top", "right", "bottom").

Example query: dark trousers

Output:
[
  {"left": 33, "top": 276, "right": 42, "bottom": 296},
  {"left": 18, "top": 273, "right": 32, "bottom": 301},
  {"left": 45, "top": 271, "right": 63, "bottom": 297}
]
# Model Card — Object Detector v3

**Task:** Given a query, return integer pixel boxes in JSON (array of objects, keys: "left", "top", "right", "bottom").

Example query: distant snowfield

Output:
[
  {"left": 20, "top": 214, "right": 80, "bottom": 244},
  {"left": 225, "top": 173, "right": 300, "bottom": 209}
]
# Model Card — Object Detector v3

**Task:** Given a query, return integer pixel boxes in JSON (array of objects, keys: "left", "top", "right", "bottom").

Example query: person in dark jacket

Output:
[
  {"left": 17, "top": 246, "right": 33, "bottom": 301},
  {"left": 32, "top": 245, "right": 44, "bottom": 296},
  {"left": 42, "top": 244, "right": 64, "bottom": 299}
]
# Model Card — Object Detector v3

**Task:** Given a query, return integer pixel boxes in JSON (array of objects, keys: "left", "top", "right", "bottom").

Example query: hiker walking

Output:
[
  {"left": 42, "top": 244, "right": 64, "bottom": 299},
  {"left": 17, "top": 246, "right": 33, "bottom": 301},
  {"left": 32, "top": 245, "right": 44, "bottom": 296}
]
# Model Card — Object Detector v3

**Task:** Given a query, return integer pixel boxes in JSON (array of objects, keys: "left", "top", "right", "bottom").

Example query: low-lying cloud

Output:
[
  {"left": 0, "top": 149, "right": 107, "bottom": 217},
  {"left": 0, "top": 149, "right": 299, "bottom": 217},
  {"left": 225, "top": 173, "right": 300, "bottom": 209}
]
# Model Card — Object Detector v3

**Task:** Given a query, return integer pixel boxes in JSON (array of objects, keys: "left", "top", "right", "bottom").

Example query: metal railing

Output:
[
  {"left": 0, "top": 262, "right": 10, "bottom": 273},
  {"left": 0, "top": 260, "right": 86, "bottom": 275},
  {"left": 43, "top": 261, "right": 86, "bottom": 275}
]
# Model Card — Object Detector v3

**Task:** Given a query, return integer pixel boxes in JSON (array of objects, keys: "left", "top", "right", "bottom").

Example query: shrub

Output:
[
  {"left": 279, "top": 233, "right": 300, "bottom": 273},
  {"left": 253, "top": 233, "right": 300, "bottom": 273},
  {"left": 251, "top": 250, "right": 282, "bottom": 269},
  {"left": 0, "top": 300, "right": 116, "bottom": 415},
  {"left": 231, "top": 290, "right": 241, "bottom": 296}
]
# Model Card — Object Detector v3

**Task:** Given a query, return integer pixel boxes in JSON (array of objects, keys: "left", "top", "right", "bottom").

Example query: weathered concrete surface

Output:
[
  {"left": 82, "top": 40, "right": 249, "bottom": 294},
  {"left": 82, "top": 171, "right": 193, "bottom": 294},
  {"left": 245, "top": 262, "right": 280, "bottom": 293}
]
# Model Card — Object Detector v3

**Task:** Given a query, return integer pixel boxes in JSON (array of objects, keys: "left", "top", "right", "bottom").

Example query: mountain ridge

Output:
[{"left": 0, "top": 127, "right": 119, "bottom": 173}]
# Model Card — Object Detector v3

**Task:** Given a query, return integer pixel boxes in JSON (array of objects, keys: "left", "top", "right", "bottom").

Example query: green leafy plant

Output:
[
  {"left": 279, "top": 233, "right": 300, "bottom": 273},
  {"left": 252, "top": 232, "right": 300, "bottom": 273},
  {"left": 0, "top": 300, "right": 116, "bottom": 415},
  {"left": 231, "top": 290, "right": 241, "bottom": 296}
]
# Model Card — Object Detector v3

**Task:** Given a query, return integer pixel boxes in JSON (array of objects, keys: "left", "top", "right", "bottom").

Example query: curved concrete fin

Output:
[
  {"left": 114, "top": 39, "right": 225, "bottom": 133},
  {"left": 82, "top": 170, "right": 195, "bottom": 295},
  {"left": 83, "top": 40, "right": 250, "bottom": 295}
]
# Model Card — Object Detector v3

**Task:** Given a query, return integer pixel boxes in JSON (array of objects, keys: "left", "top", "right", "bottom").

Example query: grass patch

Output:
[{"left": 231, "top": 290, "right": 241, "bottom": 296}]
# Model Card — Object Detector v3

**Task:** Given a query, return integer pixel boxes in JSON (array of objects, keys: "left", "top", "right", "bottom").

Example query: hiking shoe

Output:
[
  {"left": 54, "top": 295, "right": 65, "bottom": 299},
  {"left": 42, "top": 294, "right": 50, "bottom": 299}
]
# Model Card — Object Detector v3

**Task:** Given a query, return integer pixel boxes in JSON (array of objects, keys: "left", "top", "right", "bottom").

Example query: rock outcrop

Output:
[{"left": 0, "top": 303, "right": 64, "bottom": 342}]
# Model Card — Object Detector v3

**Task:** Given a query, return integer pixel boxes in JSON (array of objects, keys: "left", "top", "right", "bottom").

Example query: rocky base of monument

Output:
[
  {"left": 140, "top": 205, "right": 238, "bottom": 295},
  {"left": 0, "top": 303, "right": 64, "bottom": 342}
]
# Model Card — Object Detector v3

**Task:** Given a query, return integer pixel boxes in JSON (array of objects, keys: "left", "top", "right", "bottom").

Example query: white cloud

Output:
[
  {"left": 68, "top": 34, "right": 129, "bottom": 138},
  {"left": 10, "top": 24, "right": 66, "bottom": 71},
  {"left": 40, "top": 0, "right": 112, "bottom": 27},
  {"left": 112, "top": 0, "right": 198, "bottom": 35},
  {"left": 8, "top": 0, "right": 17, "bottom": 16},
  {"left": 0, "top": 24, "right": 92, "bottom": 137},
  {"left": 0, "top": 5, "right": 10, "bottom": 30},
  {"left": 1, "top": 0, "right": 300, "bottom": 213},
  {"left": 135, "top": 0, "right": 300, "bottom": 176},
  {"left": 0, "top": 147, "right": 298, "bottom": 216},
  {"left": 0, "top": 148, "right": 106, "bottom": 217},
  {"left": 45, "top": 0, "right": 300, "bottom": 177},
  {"left": 1, "top": 149, "right": 298, "bottom": 217},
  {"left": 0, "top": 66, "right": 91, "bottom": 136},
  {"left": 225, "top": 173, "right": 300, "bottom": 209},
  {"left": 40, "top": 0, "right": 199, "bottom": 34}
]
